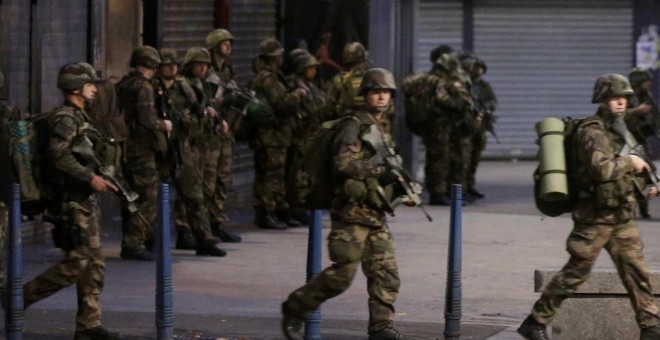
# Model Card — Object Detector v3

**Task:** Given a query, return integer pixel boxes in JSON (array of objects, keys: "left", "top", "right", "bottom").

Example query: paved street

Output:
[{"left": 7, "top": 160, "right": 660, "bottom": 339}]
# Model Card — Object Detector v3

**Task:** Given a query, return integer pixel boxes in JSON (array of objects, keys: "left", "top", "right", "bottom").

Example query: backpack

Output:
[
  {"left": 3, "top": 111, "right": 55, "bottom": 217},
  {"left": 402, "top": 73, "right": 436, "bottom": 136},
  {"left": 296, "top": 116, "right": 360, "bottom": 209},
  {"left": 534, "top": 116, "right": 601, "bottom": 217}
]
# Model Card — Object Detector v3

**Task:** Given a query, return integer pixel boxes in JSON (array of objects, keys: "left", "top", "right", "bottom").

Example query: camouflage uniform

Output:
[
  {"left": 284, "top": 111, "right": 400, "bottom": 333},
  {"left": 248, "top": 39, "right": 300, "bottom": 227},
  {"left": 284, "top": 69, "right": 407, "bottom": 338},
  {"left": 23, "top": 102, "right": 106, "bottom": 331},
  {"left": 116, "top": 69, "right": 170, "bottom": 253},
  {"left": 422, "top": 53, "right": 474, "bottom": 204},
  {"left": 466, "top": 59, "right": 497, "bottom": 194},
  {"left": 521, "top": 75, "right": 660, "bottom": 338}
]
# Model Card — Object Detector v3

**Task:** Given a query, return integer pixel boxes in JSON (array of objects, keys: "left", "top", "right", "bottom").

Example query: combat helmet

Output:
[
  {"left": 258, "top": 38, "right": 284, "bottom": 57},
  {"left": 591, "top": 74, "right": 633, "bottom": 103},
  {"left": 342, "top": 42, "right": 368, "bottom": 65},
  {"left": 430, "top": 44, "right": 454, "bottom": 64},
  {"left": 57, "top": 62, "right": 101, "bottom": 91},
  {"left": 159, "top": 48, "right": 179, "bottom": 65},
  {"left": 358, "top": 68, "right": 396, "bottom": 96},
  {"left": 206, "top": 28, "right": 235, "bottom": 50},
  {"left": 183, "top": 47, "right": 212, "bottom": 66},
  {"left": 130, "top": 46, "right": 161, "bottom": 70},
  {"left": 295, "top": 54, "right": 320, "bottom": 75},
  {"left": 628, "top": 67, "right": 653, "bottom": 87}
]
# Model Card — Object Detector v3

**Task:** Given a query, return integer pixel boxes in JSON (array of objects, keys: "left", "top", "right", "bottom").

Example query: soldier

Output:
[
  {"left": 248, "top": 38, "right": 304, "bottom": 229},
  {"left": 626, "top": 67, "right": 658, "bottom": 219},
  {"left": 204, "top": 29, "right": 242, "bottom": 242},
  {"left": 116, "top": 46, "right": 172, "bottom": 261},
  {"left": 22, "top": 63, "right": 122, "bottom": 340},
  {"left": 463, "top": 55, "right": 497, "bottom": 200},
  {"left": 517, "top": 74, "right": 660, "bottom": 340},
  {"left": 421, "top": 46, "right": 474, "bottom": 206},
  {"left": 282, "top": 68, "right": 410, "bottom": 340},
  {"left": 156, "top": 48, "right": 227, "bottom": 256}
]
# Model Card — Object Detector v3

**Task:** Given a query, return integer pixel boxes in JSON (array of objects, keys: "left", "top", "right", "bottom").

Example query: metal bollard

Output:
[
  {"left": 156, "top": 183, "right": 173, "bottom": 340},
  {"left": 304, "top": 210, "right": 323, "bottom": 340},
  {"left": 6, "top": 183, "right": 24, "bottom": 340},
  {"left": 444, "top": 184, "right": 462, "bottom": 339}
]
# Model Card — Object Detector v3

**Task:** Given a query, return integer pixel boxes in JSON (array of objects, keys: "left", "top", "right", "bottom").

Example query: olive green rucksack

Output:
[
  {"left": 296, "top": 116, "right": 359, "bottom": 209},
  {"left": 533, "top": 116, "right": 600, "bottom": 217},
  {"left": 402, "top": 72, "right": 436, "bottom": 136}
]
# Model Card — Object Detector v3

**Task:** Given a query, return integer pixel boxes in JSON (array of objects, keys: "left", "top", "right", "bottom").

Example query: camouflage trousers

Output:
[
  {"left": 285, "top": 218, "right": 400, "bottom": 333},
  {"left": 423, "top": 131, "right": 451, "bottom": 196},
  {"left": 24, "top": 196, "right": 105, "bottom": 331},
  {"left": 467, "top": 130, "right": 487, "bottom": 190},
  {"left": 172, "top": 143, "right": 216, "bottom": 244},
  {"left": 253, "top": 146, "right": 289, "bottom": 213},
  {"left": 532, "top": 220, "right": 660, "bottom": 328},
  {"left": 447, "top": 132, "right": 473, "bottom": 191},
  {"left": 208, "top": 136, "right": 233, "bottom": 224},
  {"left": 122, "top": 154, "right": 158, "bottom": 250}
]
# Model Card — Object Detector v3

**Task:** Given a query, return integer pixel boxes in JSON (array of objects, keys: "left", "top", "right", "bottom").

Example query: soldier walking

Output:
[
  {"left": 281, "top": 68, "right": 410, "bottom": 340},
  {"left": 22, "top": 63, "right": 122, "bottom": 340},
  {"left": 517, "top": 74, "right": 660, "bottom": 340}
]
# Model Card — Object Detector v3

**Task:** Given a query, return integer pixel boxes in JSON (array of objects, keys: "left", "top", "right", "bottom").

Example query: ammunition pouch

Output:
[{"left": 593, "top": 175, "right": 634, "bottom": 209}]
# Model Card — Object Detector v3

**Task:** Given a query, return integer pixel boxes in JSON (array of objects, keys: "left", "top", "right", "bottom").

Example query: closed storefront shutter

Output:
[
  {"left": 161, "top": 0, "right": 215, "bottom": 55},
  {"left": 473, "top": 0, "right": 633, "bottom": 159},
  {"left": 411, "top": 0, "right": 463, "bottom": 181},
  {"left": 39, "top": 0, "right": 89, "bottom": 112}
]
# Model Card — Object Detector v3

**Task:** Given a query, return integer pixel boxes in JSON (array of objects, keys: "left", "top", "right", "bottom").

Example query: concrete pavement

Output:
[{"left": 8, "top": 160, "right": 660, "bottom": 339}]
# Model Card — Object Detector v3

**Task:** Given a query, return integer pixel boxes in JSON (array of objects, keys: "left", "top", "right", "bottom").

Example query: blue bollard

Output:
[
  {"left": 6, "top": 183, "right": 23, "bottom": 340},
  {"left": 444, "top": 184, "right": 462, "bottom": 339},
  {"left": 304, "top": 210, "right": 323, "bottom": 340},
  {"left": 156, "top": 183, "right": 173, "bottom": 340}
]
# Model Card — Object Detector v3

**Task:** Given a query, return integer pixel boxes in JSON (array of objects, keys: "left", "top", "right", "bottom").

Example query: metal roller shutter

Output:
[
  {"left": 161, "top": 0, "right": 215, "bottom": 55},
  {"left": 473, "top": 0, "right": 633, "bottom": 159},
  {"left": 411, "top": 0, "right": 464, "bottom": 181}
]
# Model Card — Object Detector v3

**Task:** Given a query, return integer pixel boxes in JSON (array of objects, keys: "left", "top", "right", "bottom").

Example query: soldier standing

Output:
[
  {"left": 23, "top": 63, "right": 121, "bottom": 340},
  {"left": 421, "top": 46, "right": 474, "bottom": 206},
  {"left": 116, "top": 46, "right": 172, "bottom": 261},
  {"left": 517, "top": 74, "right": 660, "bottom": 340},
  {"left": 249, "top": 38, "right": 303, "bottom": 229},
  {"left": 626, "top": 67, "right": 658, "bottom": 219},
  {"left": 464, "top": 55, "right": 497, "bottom": 200},
  {"left": 156, "top": 48, "right": 227, "bottom": 256},
  {"left": 204, "top": 29, "right": 242, "bottom": 242},
  {"left": 281, "top": 68, "right": 410, "bottom": 340}
]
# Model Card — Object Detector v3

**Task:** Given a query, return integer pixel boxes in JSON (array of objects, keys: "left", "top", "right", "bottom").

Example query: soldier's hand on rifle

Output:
[
  {"left": 630, "top": 154, "right": 651, "bottom": 174},
  {"left": 647, "top": 186, "right": 659, "bottom": 200},
  {"left": 90, "top": 175, "right": 118, "bottom": 193},
  {"left": 215, "top": 119, "right": 229, "bottom": 134},
  {"left": 163, "top": 119, "right": 173, "bottom": 132},
  {"left": 205, "top": 106, "right": 218, "bottom": 118}
]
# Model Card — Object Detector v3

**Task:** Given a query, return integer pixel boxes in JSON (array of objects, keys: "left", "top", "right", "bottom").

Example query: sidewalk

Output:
[{"left": 8, "top": 160, "right": 660, "bottom": 339}]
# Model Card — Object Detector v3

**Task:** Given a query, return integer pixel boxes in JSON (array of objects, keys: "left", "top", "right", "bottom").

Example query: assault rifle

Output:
[
  {"left": 71, "top": 125, "right": 142, "bottom": 218},
  {"left": 613, "top": 118, "right": 660, "bottom": 196},
  {"left": 361, "top": 124, "right": 433, "bottom": 222}
]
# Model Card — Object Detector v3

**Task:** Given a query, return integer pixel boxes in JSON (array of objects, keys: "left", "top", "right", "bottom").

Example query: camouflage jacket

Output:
[
  {"left": 572, "top": 114, "right": 641, "bottom": 224},
  {"left": 330, "top": 110, "right": 397, "bottom": 227},
  {"left": 116, "top": 71, "right": 170, "bottom": 157},
  {"left": 325, "top": 64, "right": 368, "bottom": 118},
  {"left": 153, "top": 75, "right": 204, "bottom": 142},
  {"left": 291, "top": 76, "right": 329, "bottom": 146},
  {"left": 472, "top": 76, "right": 498, "bottom": 131},
  {"left": 626, "top": 88, "right": 659, "bottom": 143},
  {"left": 47, "top": 102, "right": 96, "bottom": 199},
  {"left": 248, "top": 64, "right": 300, "bottom": 148}
]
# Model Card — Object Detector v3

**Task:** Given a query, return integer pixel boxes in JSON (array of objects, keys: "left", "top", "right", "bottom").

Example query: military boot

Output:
[
  {"left": 368, "top": 327, "right": 408, "bottom": 340},
  {"left": 640, "top": 200, "right": 651, "bottom": 219},
  {"left": 120, "top": 247, "right": 155, "bottom": 261},
  {"left": 466, "top": 187, "right": 485, "bottom": 199},
  {"left": 175, "top": 229, "right": 197, "bottom": 250},
  {"left": 196, "top": 240, "right": 227, "bottom": 257},
  {"left": 74, "top": 326, "right": 123, "bottom": 340},
  {"left": 256, "top": 209, "right": 288, "bottom": 230},
  {"left": 281, "top": 301, "right": 304, "bottom": 340},
  {"left": 210, "top": 222, "right": 242, "bottom": 243},
  {"left": 278, "top": 210, "right": 304, "bottom": 227},
  {"left": 641, "top": 325, "right": 660, "bottom": 340},
  {"left": 517, "top": 315, "right": 549, "bottom": 340}
]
